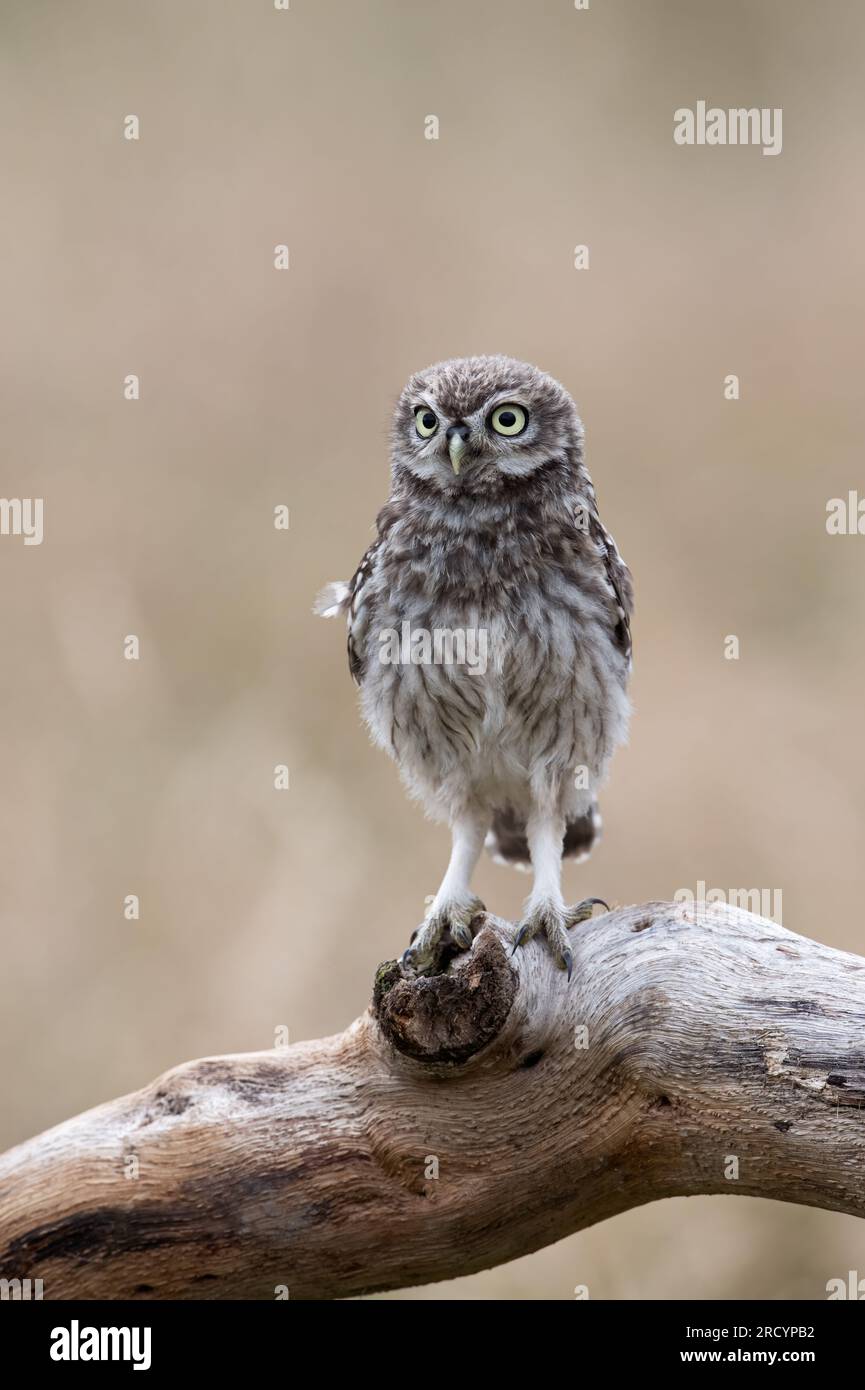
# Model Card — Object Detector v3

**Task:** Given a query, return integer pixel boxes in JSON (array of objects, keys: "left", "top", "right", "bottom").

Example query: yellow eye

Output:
[
  {"left": 415, "top": 407, "right": 439, "bottom": 438},
  {"left": 490, "top": 403, "right": 528, "bottom": 436}
]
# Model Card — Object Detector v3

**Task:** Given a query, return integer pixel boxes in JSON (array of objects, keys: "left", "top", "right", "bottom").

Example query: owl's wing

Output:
[
  {"left": 575, "top": 499, "right": 634, "bottom": 666},
  {"left": 314, "top": 541, "right": 380, "bottom": 683},
  {"left": 316, "top": 495, "right": 400, "bottom": 685},
  {"left": 344, "top": 539, "right": 382, "bottom": 684}
]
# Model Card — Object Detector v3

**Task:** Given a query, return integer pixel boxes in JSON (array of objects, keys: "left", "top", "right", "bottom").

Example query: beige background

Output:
[{"left": 2, "top": 0, "right": 864, "bottom": 1299}]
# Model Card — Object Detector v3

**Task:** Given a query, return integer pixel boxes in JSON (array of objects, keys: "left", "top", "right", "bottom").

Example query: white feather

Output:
[{"left": 313, "top": 580, "right": 349, "bottom": 619}]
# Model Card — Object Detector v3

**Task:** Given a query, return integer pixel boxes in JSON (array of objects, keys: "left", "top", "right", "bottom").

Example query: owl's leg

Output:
[
  {"left": 403, "top": 810, "right": 489, "bottom": 975},
  {"left": 514, "top": 810, "right": 607, "bottom": 978}
]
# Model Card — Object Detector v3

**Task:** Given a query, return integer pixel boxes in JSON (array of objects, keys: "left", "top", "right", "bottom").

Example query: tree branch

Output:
[{"left": 1, "top": 901, "right": 864, "bottom": 1300}]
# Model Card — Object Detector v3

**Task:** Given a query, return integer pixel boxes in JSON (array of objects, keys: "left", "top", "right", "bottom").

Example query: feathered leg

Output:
[
  {"left": 403, "top": 809, "right": 489, "bottom": 975},
  {"left": 514, "top": 808, "right": 607, "bottom": 978}
]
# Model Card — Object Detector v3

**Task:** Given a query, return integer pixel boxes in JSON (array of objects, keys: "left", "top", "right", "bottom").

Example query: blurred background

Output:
[{"left": 1, "top": 0, "right": 864, "bottom": 1299}]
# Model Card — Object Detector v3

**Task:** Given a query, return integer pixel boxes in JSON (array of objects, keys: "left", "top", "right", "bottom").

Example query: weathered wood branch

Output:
[{"left": 1, "top": 901, "right": 864, "bottom": 1300}]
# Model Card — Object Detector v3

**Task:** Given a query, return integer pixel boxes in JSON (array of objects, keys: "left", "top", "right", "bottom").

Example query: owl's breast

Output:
[{"left": 357, "top": 562, "right": 629, "bottom": 800}]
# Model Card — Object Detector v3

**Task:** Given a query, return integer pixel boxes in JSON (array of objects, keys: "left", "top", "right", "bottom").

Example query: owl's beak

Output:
[{"left": 447, "top": 433, "right": 467, "bottom": 475}]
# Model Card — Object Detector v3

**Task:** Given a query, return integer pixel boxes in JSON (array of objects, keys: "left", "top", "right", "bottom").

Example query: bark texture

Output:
[{"left": 1, "top": 901, "right": 864, "bottom": 1300}]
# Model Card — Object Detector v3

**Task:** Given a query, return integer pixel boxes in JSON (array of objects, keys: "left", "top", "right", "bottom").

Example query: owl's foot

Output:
[
  {"left": 512, "top": 897, "right": 609, "bottom": 979},
  {"left": 402, "top": 895, "right": 486, "bottom": 976}
]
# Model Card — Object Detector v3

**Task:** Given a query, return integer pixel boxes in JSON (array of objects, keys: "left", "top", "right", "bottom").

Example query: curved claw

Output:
[
  {"left": 451, "top": 922, "right": 473, "bottom": 950},
  {"left": 511, "top": 923, "right": 530, "bottom": 955},
  {"left": 564, "top": 897, "right": 611, "bottom": 928},
  {"left": 562, "top": 948, "right": 573, "bottom": 982}
]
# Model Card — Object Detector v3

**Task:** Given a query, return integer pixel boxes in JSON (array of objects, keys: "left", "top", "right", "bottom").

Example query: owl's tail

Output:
[{"left": 485, "top": 804, "right": 602, "bottom": 871}]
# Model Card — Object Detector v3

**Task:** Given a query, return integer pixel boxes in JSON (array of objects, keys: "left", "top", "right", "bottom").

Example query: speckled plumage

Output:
[{"left": 318, "top": 355, "right": 633, "bottom": 975}]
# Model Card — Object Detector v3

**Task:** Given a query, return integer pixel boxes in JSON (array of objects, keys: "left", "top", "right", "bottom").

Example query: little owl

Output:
[{"left": 317, "top": 355, "right": 633, "bottom": 978}]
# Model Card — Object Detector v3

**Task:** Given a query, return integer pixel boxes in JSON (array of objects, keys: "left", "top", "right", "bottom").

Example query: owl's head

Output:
[{"left": 390, "top": 355, "right": 584, "bottom": 495}]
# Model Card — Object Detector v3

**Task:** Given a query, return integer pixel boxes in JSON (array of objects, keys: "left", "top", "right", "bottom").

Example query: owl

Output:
[{"left": 316, "top": 355, "right": 633, "bottom": 978}]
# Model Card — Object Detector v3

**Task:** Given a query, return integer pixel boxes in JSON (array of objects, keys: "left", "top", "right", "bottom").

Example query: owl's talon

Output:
[
  {"left": 403, "top": 896, "right": 485, "bottom": 975},
  {"left": 513, "top": 903, "right": 562, "bottom": 962},
  {"left": 512, "top": 923, "right": 531, "bottom": 954},
  {"left": 451, "top": 921, "right": 474, "bottom": 950},
  {"left": 514, "top": 897, "right": 608, "bottom": 978},
  {"left": 564, "top": 896, "right": 610, "bottom": 928}
]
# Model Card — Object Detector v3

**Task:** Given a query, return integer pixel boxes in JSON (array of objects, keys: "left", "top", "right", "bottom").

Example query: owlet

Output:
[{"left": 317, "top": 355, "right": 633, "bottom": 977}]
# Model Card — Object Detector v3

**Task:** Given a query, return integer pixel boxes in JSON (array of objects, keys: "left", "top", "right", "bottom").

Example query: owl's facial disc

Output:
[
  {"left": 394, "top": 358, "right": 584, "bottom": 495},
  {"left": 406, "top": 397, "right": 540, "bottom": 488}
]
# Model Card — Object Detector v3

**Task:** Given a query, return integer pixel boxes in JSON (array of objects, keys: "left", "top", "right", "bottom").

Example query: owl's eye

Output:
[
  {"left": 415, "top": 407, "right": 439, "bottom": 438},
  {"left": 489, "top": 403, "right": 528, "bottom": 436}
]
